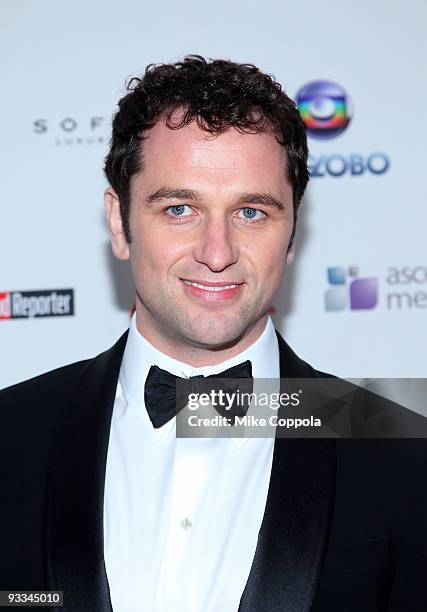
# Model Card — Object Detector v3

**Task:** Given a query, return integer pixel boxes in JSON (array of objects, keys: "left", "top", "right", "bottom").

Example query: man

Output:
[{"left": 0, "top": 56, "right": 426, "bottom": 611}]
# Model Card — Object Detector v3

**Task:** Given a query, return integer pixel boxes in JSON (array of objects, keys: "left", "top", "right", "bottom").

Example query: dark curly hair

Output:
[{"left": 104, "top": 55, "right": 309, "bottom": 245}]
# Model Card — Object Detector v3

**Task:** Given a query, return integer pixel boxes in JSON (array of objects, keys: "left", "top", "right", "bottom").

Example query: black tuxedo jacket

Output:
[{"left": 1, "top": 330, "right": 426, "bottom": 611}]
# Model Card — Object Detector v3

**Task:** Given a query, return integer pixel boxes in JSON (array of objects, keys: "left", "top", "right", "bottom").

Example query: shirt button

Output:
[{"left": 181, "top": 517, "right": 192, "bottom": 531}]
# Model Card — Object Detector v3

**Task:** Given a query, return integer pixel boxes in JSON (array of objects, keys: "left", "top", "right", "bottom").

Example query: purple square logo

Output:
[
  {"left": 350, "top": 278, "right": 378, "bottom": 310},
  {"left": 325, "top": 266, "right": 379, "bottom": 312}
]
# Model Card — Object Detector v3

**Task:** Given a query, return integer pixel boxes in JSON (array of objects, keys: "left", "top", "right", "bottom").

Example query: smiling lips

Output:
[{"left": 181, "top": 279, "right": 243, "bottom": 301}]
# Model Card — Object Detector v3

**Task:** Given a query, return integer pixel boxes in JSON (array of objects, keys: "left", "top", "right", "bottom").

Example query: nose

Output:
[{"left": 193, "top": 215, "right": 239, "bottom": 272}]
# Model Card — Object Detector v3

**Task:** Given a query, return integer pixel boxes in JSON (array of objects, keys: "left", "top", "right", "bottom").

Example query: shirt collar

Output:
[{"left": 119, "top": 313, "right": 280, "bottom": 446}]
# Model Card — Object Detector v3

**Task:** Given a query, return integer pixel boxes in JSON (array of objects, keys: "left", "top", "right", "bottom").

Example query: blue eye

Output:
[
  {"left": 166, "top": 205, "right": 192, "bottom": 217},
  {"left": 238, "top": 208, "right": 265, "bottom": 221}
]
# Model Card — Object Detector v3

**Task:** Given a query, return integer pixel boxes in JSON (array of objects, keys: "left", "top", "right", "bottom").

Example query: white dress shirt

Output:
[{"left": 103, "top": 314, "right": 280, "bottom": 612}]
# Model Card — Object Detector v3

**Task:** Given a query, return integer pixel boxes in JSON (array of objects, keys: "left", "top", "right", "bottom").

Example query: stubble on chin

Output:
[
  {"left": 136, "top": 278, "right": 266, "bottom": 354},
  {"left": 160, "top": 299, "right": 260, "bottom": 350}
]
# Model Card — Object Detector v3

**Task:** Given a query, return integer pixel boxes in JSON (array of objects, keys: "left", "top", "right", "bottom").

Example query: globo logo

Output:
[
  {"left": 296, "top": 81, "right": 353, "bottom": 140},
  {"left": 310, "top": 153, "right": 390, "bottom": 177},
  {"left": 296, "top": 80, "right": 390, "bottom": 178}
]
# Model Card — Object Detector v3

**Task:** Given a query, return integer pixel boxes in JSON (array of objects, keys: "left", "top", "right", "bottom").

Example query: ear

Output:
[
  {"left": 104, "top": 188, "right": 130, "bottom": 260},
  {"left": 285, "top": 243, "right": 294, "bottom": 265}
]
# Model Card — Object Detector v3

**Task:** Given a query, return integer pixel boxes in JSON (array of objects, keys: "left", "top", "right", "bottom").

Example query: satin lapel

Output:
[
  {"left": 44, "top": 331, "right": 128, "bottom": 612},
  {"left": 239, "top": 331, "right": 337, "bottom": 612}
]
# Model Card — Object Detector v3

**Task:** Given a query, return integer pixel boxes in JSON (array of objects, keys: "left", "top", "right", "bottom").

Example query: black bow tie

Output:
[{"left": 144, "top": 360, "right": 253, "bottom": 428}]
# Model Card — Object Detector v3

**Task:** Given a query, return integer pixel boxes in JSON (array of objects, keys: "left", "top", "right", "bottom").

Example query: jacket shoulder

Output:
[
  {"left": 0, "top": 330, "right": 129, "bottom": 427},
  {"left": 0, "top": 359, "right": 91, "bottom": 410},
  {"left": 0, "top": 360, "right": 96, "bottom": 456}
]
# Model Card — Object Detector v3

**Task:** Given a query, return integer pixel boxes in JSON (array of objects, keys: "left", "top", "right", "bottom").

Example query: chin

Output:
[{"left": 181, "top": 320, "right": 247, "bottom": 350}]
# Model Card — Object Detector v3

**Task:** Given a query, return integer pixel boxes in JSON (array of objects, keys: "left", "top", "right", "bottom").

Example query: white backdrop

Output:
[{"left": 1, "top": 0, "right": 426, "bottom": 389}]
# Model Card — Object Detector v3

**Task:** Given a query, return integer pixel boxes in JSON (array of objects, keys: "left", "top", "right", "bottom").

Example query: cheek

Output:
[
  {"left": 129, "top": 231, "right": 187, "bottom": 276},
  {"left": 244, "top": 230, "right": 289, "bottom": 277}
]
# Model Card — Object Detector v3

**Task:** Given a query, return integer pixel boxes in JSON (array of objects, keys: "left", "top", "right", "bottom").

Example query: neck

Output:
[{"left": 134, "top": 308, "right": 269, "bottom": 367}]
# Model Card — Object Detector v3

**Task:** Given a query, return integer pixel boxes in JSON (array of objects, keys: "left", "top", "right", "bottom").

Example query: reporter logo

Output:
[
  {"left": 0, "top": 289, "right": 74, "bottom": 320},
  {"left": 296, "top": 81, "right": 352, "bottom": 140}
]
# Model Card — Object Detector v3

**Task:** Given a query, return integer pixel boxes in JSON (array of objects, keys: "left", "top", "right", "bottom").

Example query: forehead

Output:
[{"left": 140, "top": 117, "right": 287, "bottom": 177}]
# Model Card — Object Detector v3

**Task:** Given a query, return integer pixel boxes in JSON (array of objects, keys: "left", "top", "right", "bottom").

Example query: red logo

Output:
[{"left": 0, "top": 292, "right": 11, "bottom": 320}]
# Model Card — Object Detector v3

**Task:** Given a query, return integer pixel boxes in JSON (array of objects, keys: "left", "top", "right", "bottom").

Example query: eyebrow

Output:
[
  {"left": 146, "top": 187, "right": 202, "bottom": 203},
  {"left": 236, "top": 192, "right": 285, "bottom": 211},
  {"left": 146, "top": 186, "right": 285, "bottom": 211}
]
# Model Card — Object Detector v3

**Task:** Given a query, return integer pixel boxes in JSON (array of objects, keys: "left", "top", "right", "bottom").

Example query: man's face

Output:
[{"left": 106, "top": 116, "right": 294, "bottom": 353}]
